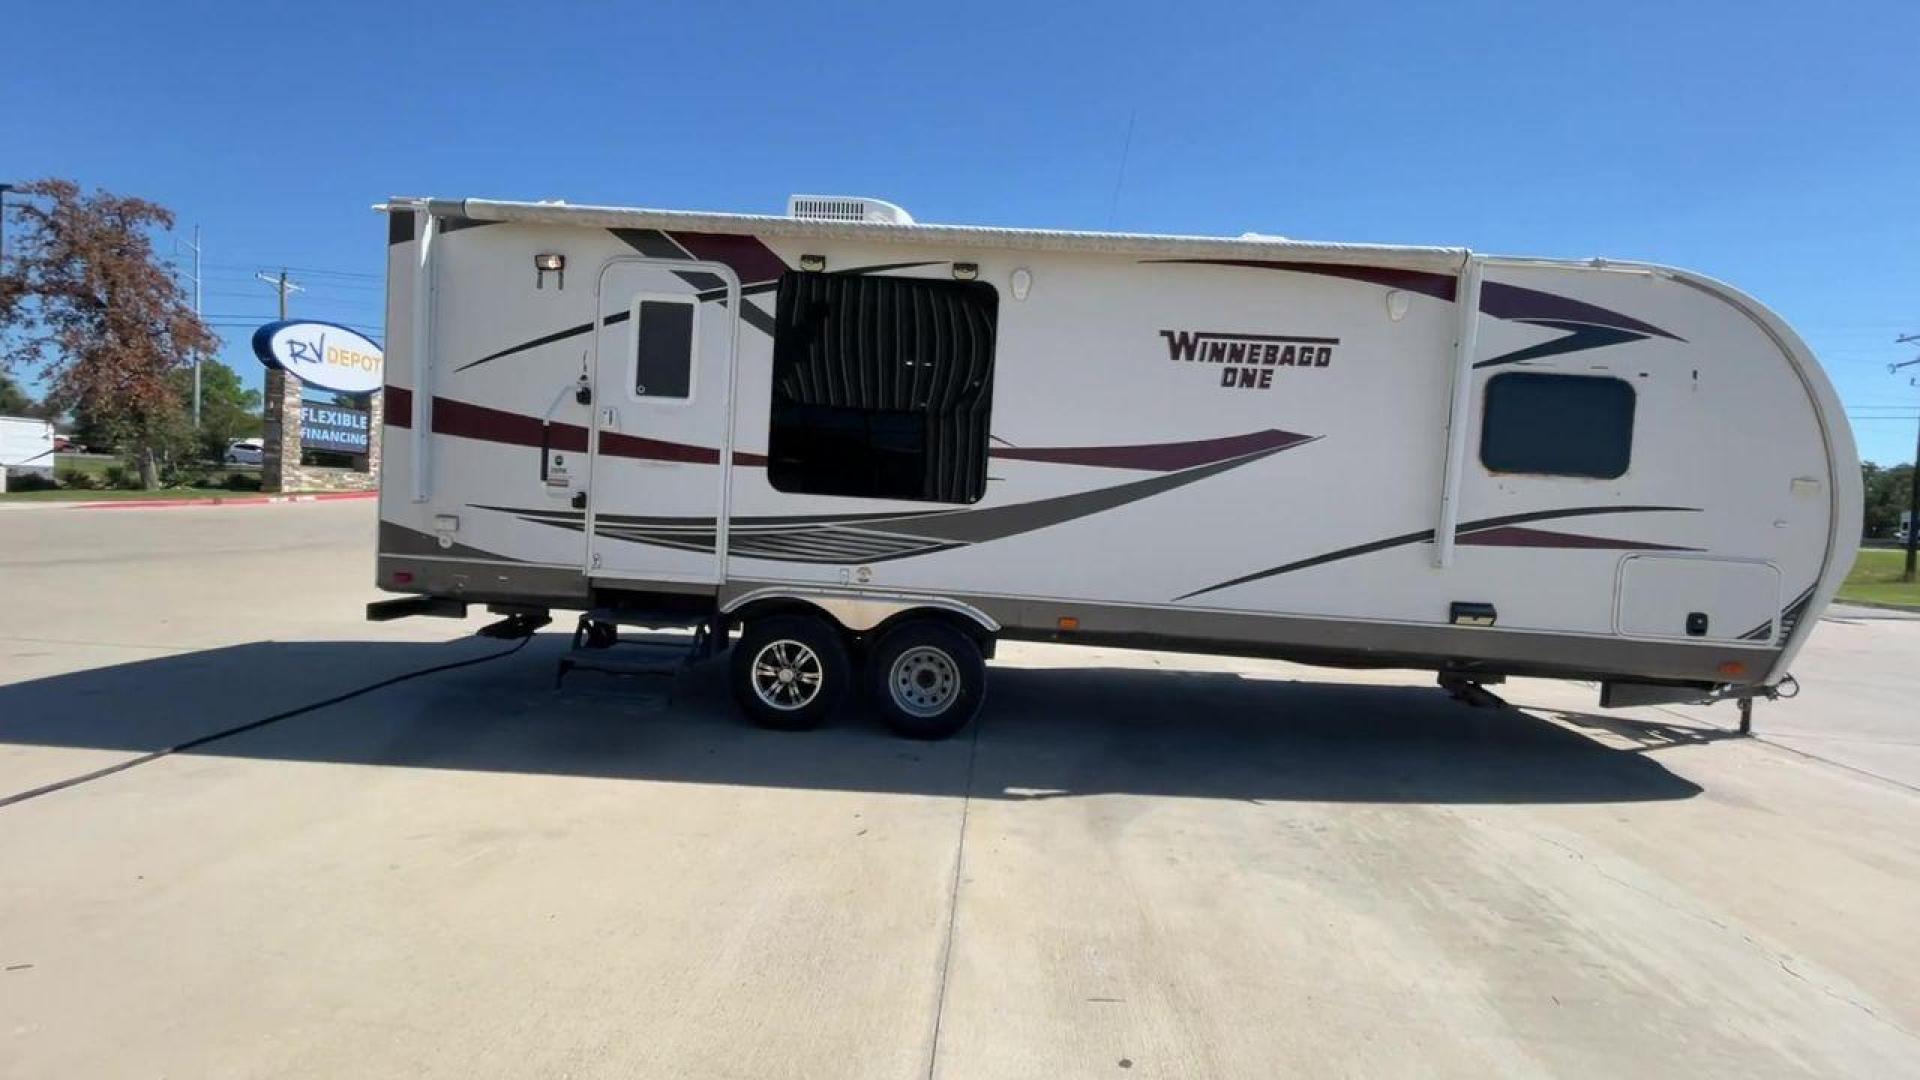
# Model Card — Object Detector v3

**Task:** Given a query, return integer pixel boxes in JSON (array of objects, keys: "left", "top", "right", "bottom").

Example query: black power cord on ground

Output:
[{"left": 0, "top": 634, "right": 535, "bottom": 811}]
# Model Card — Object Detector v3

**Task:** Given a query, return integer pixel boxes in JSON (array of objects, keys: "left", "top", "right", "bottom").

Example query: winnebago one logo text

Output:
[{"left": 1160, "top": 329, "right": 1338, "bottom": 391}]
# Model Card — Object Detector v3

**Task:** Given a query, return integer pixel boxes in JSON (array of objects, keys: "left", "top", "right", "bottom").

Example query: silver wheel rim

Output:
[
  {"left": 889, "top": 646, "right": 960, "bottom": 718},
  {"left": 751, "top": 639, "right": 824, "bottom": 711}
]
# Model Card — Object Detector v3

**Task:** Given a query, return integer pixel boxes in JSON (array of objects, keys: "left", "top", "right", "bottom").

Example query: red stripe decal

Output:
[
  {"left": 403, "top": 394, "right": 1294, "bottom": 474},
  {"left": 1150, "top": 259, "right": 1459, "bottom": 302},
  {"left": 431, "top": 397, "right": 583, "bottom": 451},
  {"left": 384, "top": 385, "right": 413, "bottom": 428},
  {"left": 668, "top": 231, "right": 789, "bottom": 285},
  {"left": 599, "top": 430, "right": 716, "bottom": 464},
  {"left": 423, "top": 395, "right": 733, "bottom": 463}
]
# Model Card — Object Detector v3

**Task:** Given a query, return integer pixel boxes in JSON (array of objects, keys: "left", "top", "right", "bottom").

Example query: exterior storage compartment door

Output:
[{"left": 1614, "top": 555, "right": 1783, "bottom": 644}]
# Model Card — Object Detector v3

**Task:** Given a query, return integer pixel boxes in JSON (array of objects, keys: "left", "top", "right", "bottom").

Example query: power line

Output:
[
  {"left": 203, "top": 317, "right": 383, "bottom": 338},
  {"left": 200, "top": 259, "right": 380, "bottom": 281},
  {"left": 204, "top": 311, "right": 383, "bottom": 326}
]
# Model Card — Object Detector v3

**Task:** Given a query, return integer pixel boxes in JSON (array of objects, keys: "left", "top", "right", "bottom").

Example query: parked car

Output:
[{"left": 224, "top": 438, "right": 264, "bottom": 466}]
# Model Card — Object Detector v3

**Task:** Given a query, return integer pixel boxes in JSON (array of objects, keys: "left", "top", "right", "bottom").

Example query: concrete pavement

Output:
[{"left": 1, "top": 501, "right": 1916, "bottom": 1078}]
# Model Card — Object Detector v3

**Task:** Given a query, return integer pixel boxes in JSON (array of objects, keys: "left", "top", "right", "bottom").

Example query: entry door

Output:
[{"left": 586, "top": 259, "right": 738, "bottom": 584}]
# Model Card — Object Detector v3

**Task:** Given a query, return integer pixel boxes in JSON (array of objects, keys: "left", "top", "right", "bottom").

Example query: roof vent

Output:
[{"left": 787, "top": 194, "right": 914, "bottom": 225}]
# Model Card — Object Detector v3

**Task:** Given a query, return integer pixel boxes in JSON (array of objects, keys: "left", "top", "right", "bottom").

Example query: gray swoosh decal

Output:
[
  {"left": 1473, "top": 321, "right": 1650, "bottom": 370},
  {"left": 479, "top": 431, "right": 1317, "bottom": 562},
  {"left": 858, "top": 438, "right": 1315, "bottom": 545},
  {"left": 1175, "top": 505, "right": 1700, "bottom": 602}
]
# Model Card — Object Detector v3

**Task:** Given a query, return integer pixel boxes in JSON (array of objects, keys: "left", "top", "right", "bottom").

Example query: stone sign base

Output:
[
  {"left": 262, "top": 367, "right": 383, "bottom": 494},
  {"left": 279, "top": 464, "right": 378, "bottom": 492}
]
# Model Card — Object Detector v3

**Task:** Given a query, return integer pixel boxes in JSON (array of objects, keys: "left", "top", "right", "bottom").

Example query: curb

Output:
[
  {"left": 75, "top": 491, "right": 378, "bottom": 511},
  {"left": 1832, "top": 597, "right": 1920, "bottom": 615}
]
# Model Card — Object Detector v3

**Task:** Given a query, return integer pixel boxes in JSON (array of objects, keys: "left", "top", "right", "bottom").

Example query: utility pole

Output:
[
  {"left": 178, "top": 226, "right": 203, "bottom": 426},
  {"left": 256, "top": 268, "right": 301, "bottom": 320},
  {"left": 255, "top": 269, "right": 305, "bottom": 494},
  {"left": 0, "top": 183, "right": 14, "bottom": 273},
  {"left": 1892, "top": 334, "right": 1920, "bottom": 583}
]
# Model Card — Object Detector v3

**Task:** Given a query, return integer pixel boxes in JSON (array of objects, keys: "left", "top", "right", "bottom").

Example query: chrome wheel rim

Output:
[
  {"left": 751, "top": 639, "right": 824, "bottom": 711},
  {"left": 889, "top": 646, "right": 960, "bottom": 718}
]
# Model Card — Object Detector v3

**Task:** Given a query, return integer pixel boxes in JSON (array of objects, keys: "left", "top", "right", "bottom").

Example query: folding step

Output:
[
  {"left": 554, "top": 611, "right": 721, "bottom": 690},
  {"left": 579, "top": 605, "right": 708, "bottom": 632}
]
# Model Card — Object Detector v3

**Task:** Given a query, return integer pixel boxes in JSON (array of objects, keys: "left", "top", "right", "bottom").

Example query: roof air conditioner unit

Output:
[{"left": 787, "top": 195, "right": 915, "bottom": 225}]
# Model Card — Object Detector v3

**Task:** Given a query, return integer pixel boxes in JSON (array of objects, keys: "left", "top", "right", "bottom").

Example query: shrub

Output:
[
  {"left": 102, "top": 464, "right": 141, "bottom": 490},
  {"left": 5, "top": 470, "right": 59, "bottom": 492},
  {"left": 56, "top": 467, "right": 102, "bottom": 490},
  {"left": 160, "top": 462, "right": 203, "bottom": 489},
  {"left": 223, "top": 471, "right": 262, "bottom": 492}
]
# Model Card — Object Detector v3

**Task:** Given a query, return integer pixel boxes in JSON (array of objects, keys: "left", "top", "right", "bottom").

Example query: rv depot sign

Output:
[
  {"left": 251, "top": 320, "right": 385, "bottom": 395},
  {"left": 250, "top": 319, "right": 386, "bottom": 492},
  {"left": 299, "top": 402, "right": 373, "bottom": 453}
]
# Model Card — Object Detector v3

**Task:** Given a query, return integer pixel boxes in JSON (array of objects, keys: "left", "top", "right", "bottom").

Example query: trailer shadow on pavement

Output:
[{"left": 0, "top": 632, "right": 1703, "bottom": 806}]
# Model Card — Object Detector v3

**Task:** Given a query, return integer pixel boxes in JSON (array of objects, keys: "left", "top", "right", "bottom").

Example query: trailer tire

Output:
[
  {"left": 869, "top": 620, "right": 986, "bottom": 740},
  {"left": 730, "top": 613, "right": 849, "bottom": 731}
]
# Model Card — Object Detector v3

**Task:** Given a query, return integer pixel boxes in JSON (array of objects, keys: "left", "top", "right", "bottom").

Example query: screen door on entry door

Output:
[{"left": 586, "top": 258, "right": 738, "bottom": 584}]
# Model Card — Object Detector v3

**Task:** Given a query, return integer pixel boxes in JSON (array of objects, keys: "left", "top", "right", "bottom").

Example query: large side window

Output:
[
  {"left": 1480, "top": 372, "right": 1635, "bottom": 479},
  {"left": 767, "top": 272, "right": 998, "bottom": 503},
  {"left": 632, "top": 297, "right": 695, "bottom": 400}
]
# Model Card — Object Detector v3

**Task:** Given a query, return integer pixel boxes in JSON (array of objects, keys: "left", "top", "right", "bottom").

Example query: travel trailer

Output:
[
  {"left": 1, "top": 415, "right": 56, "bottom": 491},
  {"left": 367, "top": 194, "right": 1860, "bottom": 738}
]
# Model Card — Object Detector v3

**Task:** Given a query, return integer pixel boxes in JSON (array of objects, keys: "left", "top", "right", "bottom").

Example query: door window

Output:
[{"left": 632, "top": 297, "right": 695, "bottom": 400}]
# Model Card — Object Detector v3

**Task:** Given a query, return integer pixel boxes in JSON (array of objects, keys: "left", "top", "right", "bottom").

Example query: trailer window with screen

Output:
[
  {"left": 632, "top": 298, "right": 694, "bottom": 399},
  {"left": 767, "top": 272, "right": 997, "bottom": 503},
  {"left": 1480, "top": 372, "right": 1635, "bottom": 478}
]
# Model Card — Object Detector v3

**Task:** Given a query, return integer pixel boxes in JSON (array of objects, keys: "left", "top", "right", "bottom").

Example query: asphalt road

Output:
[{"left": 1, "top": 502, "right": 1916, "bottom": 1078}]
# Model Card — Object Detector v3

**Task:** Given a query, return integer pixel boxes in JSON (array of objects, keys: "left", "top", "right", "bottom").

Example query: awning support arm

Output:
[
  {"left": 1433, "top": 254, "right": 1483, "bottom": 568},
  {"left": 410, "top": 205, "right": 436, "bottom": 504}
]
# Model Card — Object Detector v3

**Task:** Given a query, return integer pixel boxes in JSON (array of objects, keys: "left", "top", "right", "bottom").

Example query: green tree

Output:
[
  {"left": 0, "top": 372, "right": 35, "bottom": 416},
  {"left": 169, "top": 359, "right": 262, "bottom": 463},
  {"left": 0, "top": 179, "right": 215, "bottom": 488},
  {"left": 1865, "top": 462, "right": 1914, "bottom": 537}
]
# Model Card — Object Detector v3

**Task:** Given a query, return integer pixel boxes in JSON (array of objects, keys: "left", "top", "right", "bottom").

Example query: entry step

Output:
[
  {"left": 553, "top": 612, "right": 721, "bottom": 690},
  {"left": 557, "top": 642, "right": 690, "bottom": 679},
  {"left": 581, "top": 606, "right": 708, "bottom": 631}
]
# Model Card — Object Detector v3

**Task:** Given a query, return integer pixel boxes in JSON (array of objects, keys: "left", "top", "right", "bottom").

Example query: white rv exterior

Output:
[
  {"left": 371, "top": 195, "right": 1859, "bottom": 736},
  {"left": 1, "top": 416, "right": 56, "bottom": 490}
]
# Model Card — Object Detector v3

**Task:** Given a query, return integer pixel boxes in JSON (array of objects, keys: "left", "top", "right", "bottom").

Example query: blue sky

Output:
[{"left": 5, "top": 0, "right": 1918, "bottom": 461}]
